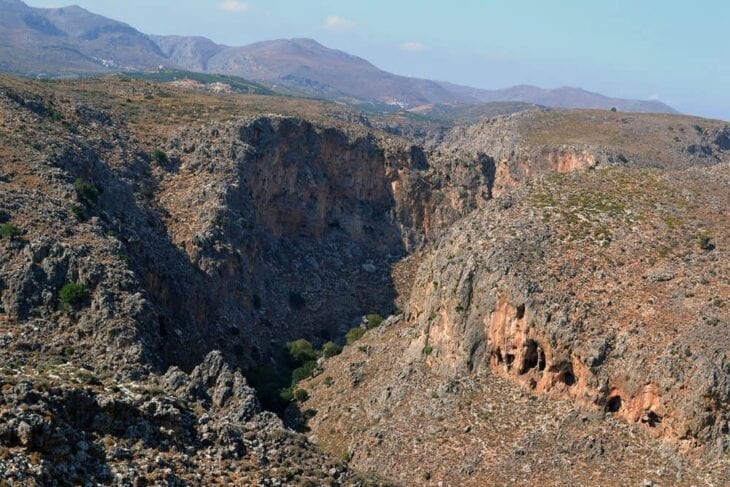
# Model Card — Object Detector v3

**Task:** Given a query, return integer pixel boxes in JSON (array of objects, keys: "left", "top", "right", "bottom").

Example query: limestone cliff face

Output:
[
  {"left": 142, "top": 115, "right": 497, "bottom": 369},
  {"left": 405, "top": 167, "right": 730, "bottom": 457}
]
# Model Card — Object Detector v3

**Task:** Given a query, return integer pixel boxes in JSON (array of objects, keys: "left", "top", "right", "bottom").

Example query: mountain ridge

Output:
[{"left": 0, "top": 0, "right": 678, "bottom": 113}]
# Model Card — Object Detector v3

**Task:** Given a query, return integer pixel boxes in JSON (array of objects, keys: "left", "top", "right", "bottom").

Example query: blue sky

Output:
[{"left": 26, "top": 0, "right": 730, "bottom": 120}]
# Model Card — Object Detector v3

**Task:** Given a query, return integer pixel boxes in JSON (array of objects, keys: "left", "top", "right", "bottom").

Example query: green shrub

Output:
[
  {"left": 74, "top": 179, "right": 99, "bottom": 204},
  {"left": 365, "top": 313, "right": 384, "bottom": 329},
  {"left": 0, "top": 223, "right": 21, "bottom": 240},
  {"left": 247, "top": 364, "right": 292, "bottom": 413},
  {"left": 698, "top": 231, "right": 714, "bottom": 251},
  {"left": 291, "top": 360, "right": 317, "bottom": 384},
  {"left": 59, "top": 282, "right": 88, "bottom": 308},
  {"left": 322, "top": 341, "right": 342, "bottom": 358},
  {"left": 293, "top": 389, "right": 309, "bottom": 402},
  {"left": 346, "top": 327, "right": 366, "bottom": 345},
  {"left": 286, "top": 339, "right": 317, "bottom": 363},
  {"left": 422, "top": 345, "right": 434, "bottom": 356},
  {"left": 70, "top": 204, "right": 86, "bottom": 221},
  {"left": 279, "top": 387, "right": 293, "bottom": 402},
  {"left": 151, "top": 149, "right": 169, "bottom": 164}
]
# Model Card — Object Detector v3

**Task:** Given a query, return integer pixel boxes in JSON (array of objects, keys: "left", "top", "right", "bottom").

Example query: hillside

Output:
[
  {"left": 0, "top": 0, "right": 167, "bottom": 75},
  {"left": 0, "top": 0, "right": 677, "bottom": 113},
  {"left": 440, "top": 82, "right": 678, "bottom": 114},
  {"left": 0, "top": 73, "right": 727, "bottom": 484}
]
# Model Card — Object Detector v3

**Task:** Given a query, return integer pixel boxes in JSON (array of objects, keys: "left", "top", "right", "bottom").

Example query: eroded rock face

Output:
[{"left": 407, "top": 166, "right": 730, "bottom": 457}]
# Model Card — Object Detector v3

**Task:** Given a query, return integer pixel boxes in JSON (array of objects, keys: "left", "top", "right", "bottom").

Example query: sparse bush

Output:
[
  {"left": 698, "top": 231, "right": 714, "bottom": 251},
  {"left": 345, "top": 327, "right": 366, "bottom": 345},
  {"left": 293, "top": 389, "right": 309, "bottom": 402},
  {"left": 70, "top": 204, "right": 86, "bottom": 221},
  {"left": 151, "top": 149, "right": 169, "bottom": 164},
  {"left": 0, "top": 223, "right": 20, "bottom": 240},
  {"left": 423, "top": 345, "right": 434, "bottom": 356},
  {"left": 59, "top": 282, "right": 88, "bottom": 308},
  {"left": 279, "top": 387, "right": 293, "bottom": 402},
  {"left": 286, "top": 339, "right": 317, "bottom": 363},
  {"left": 365, "top": 313, "right": 384, "bottom": 329},
  {"left": 74, "top": 178, "right": 98, "bottom": 204},
  {"left": 291, "top": 360, "right": 317, "bottom": 384},
  {"left": 322, "top": 341, "right": 342, "bottom": 358}
]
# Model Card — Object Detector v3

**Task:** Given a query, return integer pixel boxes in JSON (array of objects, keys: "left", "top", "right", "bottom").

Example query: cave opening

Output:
[
  {"left": 519, "top": 340, "right": 546, "bottom": 374},
  {"left": 515, "top": 303, "right": 525, "bottom": 319},
  {"left": 606, "top": 395, "right": 622, "bottom": 413},
  {"left": 505, "top": 353, "right": 515, "bottom": 369},
  {"left": 556, "top": 365, "right": 576, "bottom": 386}
]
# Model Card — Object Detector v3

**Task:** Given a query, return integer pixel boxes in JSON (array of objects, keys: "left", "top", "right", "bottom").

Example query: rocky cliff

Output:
[{"left": 303, "top": 165, "right": 730, "bottom": 485}]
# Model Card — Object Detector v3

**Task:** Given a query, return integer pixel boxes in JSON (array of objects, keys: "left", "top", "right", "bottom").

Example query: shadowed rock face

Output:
[{"left": 0, "top": 79, "right": 500, "bottom": 376}]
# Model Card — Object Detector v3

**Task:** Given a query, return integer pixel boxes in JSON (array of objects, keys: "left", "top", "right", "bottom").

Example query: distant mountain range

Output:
[{"left": 0, "top": 0, "right": 677, "bottom": 113}]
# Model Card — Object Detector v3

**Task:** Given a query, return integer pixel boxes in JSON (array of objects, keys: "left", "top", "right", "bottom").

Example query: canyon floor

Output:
[{"left": 0, "top": 74, "right": 728, "bottom": 486}]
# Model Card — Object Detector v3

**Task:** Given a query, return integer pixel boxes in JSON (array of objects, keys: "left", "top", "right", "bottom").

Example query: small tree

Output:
[
  {"left": 346, "top": 327, "right": 366, "bottom": 345},
  {"left": 322, "top": 341, "right": 342, "bottom": 358},
  {"left": 74, "top": 179, "right": 99, "bottom": 204},
  {"left": 293, "top": 389, "right": 309, "bottom": 402},
  {"left": 286, "top": 339, "right": 317, "bottom": 363},
  {"left": 291, "top": 361, "right": 317, "bottom": 384},
  {"left": 151, "top": 149, "right": 169, "bottom": 164},
  {"left": 70, "top": 204, "right": 86, "bottom": 221},
  {"left": 59, "top": 282, "right": 88, "bottom": 308},
  {"left": 365, "top": 313, "right": 384, "bottom": 329}
]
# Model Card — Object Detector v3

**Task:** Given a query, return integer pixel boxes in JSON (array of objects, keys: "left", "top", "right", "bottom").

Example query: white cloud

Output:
[
  {"left": 400, "top": 41, "right": 426, "bottom": 53},
  {"left": 218, "top": 1, "right": 249, "bottom": 13},
  {"left": 323, "top": 15, "right": 356, "bottom": 31},
  {"left": 648, "top": 93, "right": 661, "bottom": 100}
]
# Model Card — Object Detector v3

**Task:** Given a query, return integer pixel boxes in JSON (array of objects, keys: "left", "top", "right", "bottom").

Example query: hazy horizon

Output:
[{"left": 24, "top": 0, "right": 730, "bottom": 120}]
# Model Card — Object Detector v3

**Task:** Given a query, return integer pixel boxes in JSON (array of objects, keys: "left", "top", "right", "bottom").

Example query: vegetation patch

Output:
[
  {"left": 0, "top": 223, "right": 21, "bottom": 239},
  {"left": 151, "top": 149, "right": 169, "bottom": 164},
  {"left": 74, "top": 178, "right": 99, "bottom": 204},
  {"left": 365, "top": 313, "right": 384, "bottom": 329},
  {"left": 59, "top": 282, "right": 88, "bottom": 309},
  {"left": 345, "top": 327, "right": 366, "bottom": 345}
]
